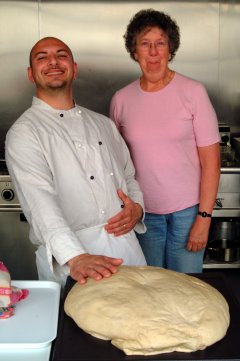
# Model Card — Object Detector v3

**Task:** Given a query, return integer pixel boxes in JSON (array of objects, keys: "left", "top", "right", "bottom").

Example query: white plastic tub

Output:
[{"left": 0, "top": 281, "right": 61, "bottom": 361}]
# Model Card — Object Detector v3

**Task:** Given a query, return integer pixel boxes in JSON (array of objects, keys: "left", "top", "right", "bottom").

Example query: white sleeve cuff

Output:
[{"left": 47, "top": 231, "right": 86, "bottom": 267}]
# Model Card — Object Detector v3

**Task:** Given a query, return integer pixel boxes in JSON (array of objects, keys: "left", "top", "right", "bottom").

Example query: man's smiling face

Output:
[{"left": 28, "top": 37, "right": 77, "bottom": 91}]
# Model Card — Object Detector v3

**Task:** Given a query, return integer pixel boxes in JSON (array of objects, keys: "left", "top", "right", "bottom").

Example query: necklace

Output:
[
  {"left": 140, "top": 69, "right": 175, "bottom": 92},
  {"left": 165, "top": 70, "right": 174, "bottom": 85}
]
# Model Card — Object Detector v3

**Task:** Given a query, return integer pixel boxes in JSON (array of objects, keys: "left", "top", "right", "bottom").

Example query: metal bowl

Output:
[
  {"left": 209, "top": 218, "right": 240, "bottom": 241},
  {"left": 207, "top": 239, "right": 240, "bottom": 262}
]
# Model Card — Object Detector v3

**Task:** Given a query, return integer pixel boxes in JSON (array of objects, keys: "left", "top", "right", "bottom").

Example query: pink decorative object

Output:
[{"left": 0, "top": 261, "right": 29, "bottom": 319}]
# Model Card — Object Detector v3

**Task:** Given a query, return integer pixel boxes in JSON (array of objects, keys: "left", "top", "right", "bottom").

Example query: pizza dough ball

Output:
[{"left": 64, "top": 266, "right": 230, "bottom": 355}]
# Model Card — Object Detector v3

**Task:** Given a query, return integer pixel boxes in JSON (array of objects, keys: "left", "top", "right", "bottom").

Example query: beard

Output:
[{"left": 46, "top": 79, "right": 68, "bottom": 90}]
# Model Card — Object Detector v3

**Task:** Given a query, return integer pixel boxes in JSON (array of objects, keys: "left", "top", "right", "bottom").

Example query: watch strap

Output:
[{"left": 198, "top": 211, "right": 212, "bottom": 218}]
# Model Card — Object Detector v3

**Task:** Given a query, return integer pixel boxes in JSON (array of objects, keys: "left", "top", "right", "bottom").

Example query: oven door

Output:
[{"left": 0, "top": 209, "right": 38, "bottom": 279}]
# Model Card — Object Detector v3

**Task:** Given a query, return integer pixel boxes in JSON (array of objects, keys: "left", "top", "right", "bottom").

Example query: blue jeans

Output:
[{"left": 136, "top": 205, "right": 204, "bottom": 273}]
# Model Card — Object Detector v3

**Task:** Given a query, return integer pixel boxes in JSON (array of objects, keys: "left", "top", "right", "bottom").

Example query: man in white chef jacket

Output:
[{"left": 5, "top": 37, "right": 146, "bottom": 287}]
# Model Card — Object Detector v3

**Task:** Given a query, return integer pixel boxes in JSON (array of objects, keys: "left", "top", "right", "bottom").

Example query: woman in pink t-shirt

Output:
[{"left": 110, "top": 9, "right": 220, "bottom": 273}]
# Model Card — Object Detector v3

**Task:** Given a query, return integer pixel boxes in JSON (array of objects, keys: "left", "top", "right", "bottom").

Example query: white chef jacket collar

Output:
[{"left": 32, "top": 96, "right": 80, "bottom": 115}]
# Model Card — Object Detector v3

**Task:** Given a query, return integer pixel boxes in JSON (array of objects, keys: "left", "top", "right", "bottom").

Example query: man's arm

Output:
[
  {"left": 6, "top": 124, "right": 123, "bottom": 282},
  {"left": 105, "top": 123, "right": 146, "bottom": 236},
  {"left": 104, "top": 189, "right": 143, "bottom": 236},
  {"left": 68, "top": 254, "right": 123, "bottom": 284}
]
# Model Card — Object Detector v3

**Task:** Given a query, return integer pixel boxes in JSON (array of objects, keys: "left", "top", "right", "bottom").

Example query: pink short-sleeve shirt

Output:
[{"left": 110, "top": 72, "right": 220, "bottom": 214}]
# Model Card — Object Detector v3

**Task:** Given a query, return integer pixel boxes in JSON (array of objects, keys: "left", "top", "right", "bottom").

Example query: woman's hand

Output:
[{"left": 187, "top": 216, "right": 211, "bottom": 252}]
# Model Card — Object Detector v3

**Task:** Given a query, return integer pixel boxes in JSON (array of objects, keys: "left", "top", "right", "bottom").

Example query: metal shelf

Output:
[{"left": 203, "top": 261, "right": 240, "bottom": 269}]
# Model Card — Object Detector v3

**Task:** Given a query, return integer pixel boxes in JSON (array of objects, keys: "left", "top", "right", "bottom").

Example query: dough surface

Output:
[{"left": 64, "top": 266, "right": 230, "bottom": 355}]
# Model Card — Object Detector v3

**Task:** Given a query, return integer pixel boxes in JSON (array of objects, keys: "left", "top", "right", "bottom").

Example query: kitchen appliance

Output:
[
  {"left": 52, "top": 273, "right": 240, "bottom": 361},
  {"left": 0, "top": 150, "right": 38, "bottom": 280},
  {"left": 219, "top": 124, "right": 236, "bottom": 165},
  {"left": 207, "top": 239, "right": 240, "bottom": 262},
  {"left": 219, "top": 124, "right": 231, "bottom": 146},
  {"left": 204, "top": 125, "right": 240, "bottom": 269}
]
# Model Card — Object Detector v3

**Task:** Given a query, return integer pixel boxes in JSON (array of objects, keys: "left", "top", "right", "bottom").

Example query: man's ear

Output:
[
  {"left": 27, "top": 67, "right": 35, "bottom": 83},
  {"left": 73, "top": 62, "right": 78, "bottom": 80}
]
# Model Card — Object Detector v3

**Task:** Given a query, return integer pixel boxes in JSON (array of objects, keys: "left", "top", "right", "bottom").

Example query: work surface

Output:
[{"left": 52, "top": 272, "right": 240, "bottom": 361}]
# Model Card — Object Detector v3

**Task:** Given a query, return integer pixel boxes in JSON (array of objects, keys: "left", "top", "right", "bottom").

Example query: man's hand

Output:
[
  {"left": 104, "top": 189, "right": 143, "bottom": 236},
  {"left": 68, "top": 253, "right": 123, "bottom": 284}
]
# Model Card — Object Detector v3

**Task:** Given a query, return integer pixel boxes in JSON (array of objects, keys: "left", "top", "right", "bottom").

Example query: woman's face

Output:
[{"left": 134, "top": 26, "right": 170, "bottom": 82}]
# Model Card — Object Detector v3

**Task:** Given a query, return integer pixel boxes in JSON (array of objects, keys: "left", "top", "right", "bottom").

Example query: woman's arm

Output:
[{"left": 187, "top": 142, "right": 221, "bottom": 252}]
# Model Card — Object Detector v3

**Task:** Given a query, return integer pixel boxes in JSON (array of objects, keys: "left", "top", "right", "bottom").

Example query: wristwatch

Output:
[{"left": 198, "top": 211, "right": 212, "bottom": 218}]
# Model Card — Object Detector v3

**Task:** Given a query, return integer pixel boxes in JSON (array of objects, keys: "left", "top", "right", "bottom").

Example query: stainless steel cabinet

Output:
[{"left": 0, "top": 211, "right": 38, "bottom": 280}]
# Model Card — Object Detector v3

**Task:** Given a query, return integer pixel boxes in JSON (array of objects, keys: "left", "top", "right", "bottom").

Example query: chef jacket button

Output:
[
  {"left": 60, "top": 113, "right": 64, "bottom": 117},
  {"left": 98, "top": 141, "right": 102, "bottom": 145},
  {"left": 90, "top": 176, "right": 94, "bottom": 180},
  {"left": 101, "top": 210, "right": 105, "bottom": 214},
  {"left": 110, "top": 172, "right": 114, "bottom": 176},
  {"left": 77, "top": 109, "right": 82, "bottom": 115},
  {"left": 77, "top": 143, "right": 82, "bottom": 148}
]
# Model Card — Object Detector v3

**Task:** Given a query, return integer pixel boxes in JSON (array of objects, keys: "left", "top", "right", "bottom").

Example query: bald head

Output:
[
  {"left": 27, "top": 36, "right": 78, "bottom": 104},
  {"left": 29, "top": 37, "right": 74, "bottom": 67}
]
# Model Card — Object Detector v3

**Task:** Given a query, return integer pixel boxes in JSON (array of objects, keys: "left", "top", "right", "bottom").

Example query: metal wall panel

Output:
[
  {"left": 219, "top": 1, "right": 240, "bottom": 130},
  {"left": 0, "top": 0, "right": 239, "bottom": 149},
  {"left": 39, "top": 1, "right": 220, "bottom": 115},
  {"left": 0, "top": 1, "right": 39, "bottom": 148}
]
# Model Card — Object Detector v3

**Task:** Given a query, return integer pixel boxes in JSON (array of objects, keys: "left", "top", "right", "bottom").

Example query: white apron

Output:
[{"left": 36, "top": 224, "right": 146, "bottom": 287}]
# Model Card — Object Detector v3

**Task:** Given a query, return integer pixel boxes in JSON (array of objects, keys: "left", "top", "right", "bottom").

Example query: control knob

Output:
[
  {"left": 1, "top": 188, "right": 15, "bottom": 201},
  {"left": 221, "top": 135, "right": 229, "bottom": 143}
]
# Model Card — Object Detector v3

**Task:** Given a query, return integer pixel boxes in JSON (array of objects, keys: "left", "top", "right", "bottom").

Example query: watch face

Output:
[{"left": 202, "top": 212, "right": 207, "bottom": 217}]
